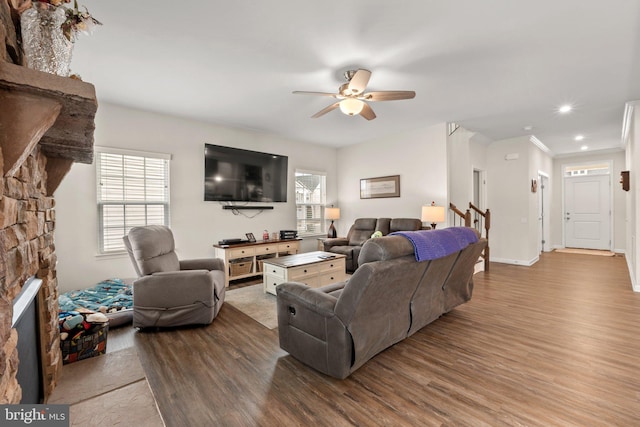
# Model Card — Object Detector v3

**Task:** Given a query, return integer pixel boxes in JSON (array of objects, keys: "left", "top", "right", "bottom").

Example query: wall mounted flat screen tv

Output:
[{"left": 204, "top": 144, "right": 288, "bottom": 202}]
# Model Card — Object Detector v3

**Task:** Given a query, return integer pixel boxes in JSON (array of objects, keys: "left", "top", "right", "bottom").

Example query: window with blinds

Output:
[
  {"left": 295, "top": 170, "right": 326, "bottom": 236},
  {"left": 96, "top": 148, "right": 170, "bottom": 253}
]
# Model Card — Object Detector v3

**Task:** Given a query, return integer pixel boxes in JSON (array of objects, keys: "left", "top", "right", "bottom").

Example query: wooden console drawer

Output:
[
  {"left": 264, "top": 274, "right": 281, "bottom": 295},
  {"left": 256, "top": 244, "right": 279, "bottom": 255},
  {"left": 288, "top": 264, "right": 320, "bottom": 280},
  {"left": 319, "top": 271, "right": 344, "bottom": 287},
  {"left": 264, "top": 273, "right": 321, "bottom": 294},
  {"left": 278, "top": 242, "right": 299, "bottom": 253},
  {"left": 230, "top": 247, "right": 256, "bottom": 258},
  {"left": 264, "top": 264, "right": 286, "bottom": 279},
  {"left": 317, "top": 258, "right": 344, "bottom": 272}
]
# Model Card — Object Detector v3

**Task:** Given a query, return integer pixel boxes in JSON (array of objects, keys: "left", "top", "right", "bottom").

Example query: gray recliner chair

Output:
[
  {"left": 123, "top": 225, "right": 225, "bottom": 328},
  {"left": 323, "top": 218, "right": 423, "bottom": 272}
]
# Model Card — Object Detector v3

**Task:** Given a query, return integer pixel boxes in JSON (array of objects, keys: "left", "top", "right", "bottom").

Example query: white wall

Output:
[
  {"left": 486, "top": 136, "right": 553, "bottom": 265},
  {"left": 54, "top": 103, "right": 338, "bottom": 292},
  {"left": 447, "top": 126, "right": 490, "bottom": 216},
  {"left": 550, "top": 150, "right": 626, "bottom": 253},
  {"left": 335, "top": 123, "right": 448, "bottom": 234},
  {"left": 448, "top": 127, "right": 473, "bottom": 211},
  {"left": 528, "top": 142, "right": 553, "bottom": 257}
]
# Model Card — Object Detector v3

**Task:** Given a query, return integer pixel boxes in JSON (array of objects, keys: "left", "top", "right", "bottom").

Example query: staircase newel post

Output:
[{"left": 464, "top": 209, "right": 472, "bottom": 227}]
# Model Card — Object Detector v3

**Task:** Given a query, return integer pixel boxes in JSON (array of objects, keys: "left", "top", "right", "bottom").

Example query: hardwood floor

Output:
[{"left": 130, "top": 252, "right": 640, "bottom": 426}]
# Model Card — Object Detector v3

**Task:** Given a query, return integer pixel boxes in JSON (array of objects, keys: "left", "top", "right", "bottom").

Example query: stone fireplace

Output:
[{"left": 1, "top": 2, "right": 97, "bottom": 403}]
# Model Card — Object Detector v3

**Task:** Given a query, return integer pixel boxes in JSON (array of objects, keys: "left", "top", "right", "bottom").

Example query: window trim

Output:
[
  {"left": 95, "top": 146, "right": 172, "bottom": 254},
  {"left": 295, "top": 169, "right": 327, "bottom": 237}
]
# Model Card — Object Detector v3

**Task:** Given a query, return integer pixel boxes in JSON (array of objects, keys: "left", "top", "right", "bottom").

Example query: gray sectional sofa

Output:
[{"left": 277, "top": 228, "right": 486, "bottom": 379}]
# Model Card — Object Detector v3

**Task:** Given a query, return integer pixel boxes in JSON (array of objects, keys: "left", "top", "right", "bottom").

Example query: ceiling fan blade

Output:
[
  {"left": 364, "top": 91, "right": 416, "bottom": 101},
  {"left": 346, "top": 69, "right": 372, "bottom": 95},
  {"left": 311, "top": 102, "right": 340, "bottom": 118},
  {"left": 359, "top": 103, "right": 376, "bottom": 120},
  {"left": 293, "top": 91, "right": 339, "bottom": 98}
]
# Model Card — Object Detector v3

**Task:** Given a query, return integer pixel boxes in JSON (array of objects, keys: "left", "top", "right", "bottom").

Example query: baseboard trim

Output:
[{"left": 490, "top": 256, "right": 539, "bottom": 267}]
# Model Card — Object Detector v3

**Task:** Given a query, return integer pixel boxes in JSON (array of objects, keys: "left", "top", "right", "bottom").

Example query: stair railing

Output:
[{"left": 450, "top": 202, "right": 490, "bottom": 271}]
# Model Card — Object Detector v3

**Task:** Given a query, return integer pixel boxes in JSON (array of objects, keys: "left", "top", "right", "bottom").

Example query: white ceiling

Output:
[{"left": 71, "top": 0, "right": 640, "bottom": 156}]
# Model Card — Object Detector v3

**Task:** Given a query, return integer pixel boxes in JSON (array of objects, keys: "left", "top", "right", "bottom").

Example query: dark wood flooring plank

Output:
[{"left": 133, "top": 252, "right": 640, "bottom": 426}]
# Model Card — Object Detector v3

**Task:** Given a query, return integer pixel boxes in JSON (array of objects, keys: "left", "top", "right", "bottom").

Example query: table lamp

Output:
[
  {"left": 421, "top": 201, "right": 445, "bottom": 229},
  {"left": 326, "top": 207, "right": 340, "bottom": 238}
]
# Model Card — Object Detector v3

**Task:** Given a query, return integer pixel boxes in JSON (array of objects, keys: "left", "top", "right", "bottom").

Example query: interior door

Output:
[{"left": 564, "top": 174, "right": 610, "bottom": 249}]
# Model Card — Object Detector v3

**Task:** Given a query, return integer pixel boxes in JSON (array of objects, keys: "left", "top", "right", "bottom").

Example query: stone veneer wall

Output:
[{"left": 0, "top": 145, "right": 61, "bottom": 403}]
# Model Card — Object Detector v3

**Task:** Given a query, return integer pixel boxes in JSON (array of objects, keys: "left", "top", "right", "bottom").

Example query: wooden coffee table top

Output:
[{"left": 262, "top": 251, "right": 346, "bottom": 268}]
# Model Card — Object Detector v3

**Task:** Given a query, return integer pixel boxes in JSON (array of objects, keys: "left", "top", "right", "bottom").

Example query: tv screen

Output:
[{"left": 204, "top": 144, "right": 288, "bottom": 202}]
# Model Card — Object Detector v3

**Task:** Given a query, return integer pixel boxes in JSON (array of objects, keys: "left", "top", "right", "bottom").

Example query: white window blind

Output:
[
  {"left": 96, "top": 148, "right": 170, "bottom": 253},
  {"left": 295, "top": 170, "right": 326, "bottom": 236}
]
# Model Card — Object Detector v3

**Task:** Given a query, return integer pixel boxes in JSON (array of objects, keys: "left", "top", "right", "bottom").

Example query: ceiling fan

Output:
[{"left": 293, "top": 69, "right": 416, "bottom": 120}]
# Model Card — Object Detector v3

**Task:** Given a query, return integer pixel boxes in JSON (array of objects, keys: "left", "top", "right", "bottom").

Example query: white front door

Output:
[{"left": 564, "top": 174, "right": 610, "bottom": 249}]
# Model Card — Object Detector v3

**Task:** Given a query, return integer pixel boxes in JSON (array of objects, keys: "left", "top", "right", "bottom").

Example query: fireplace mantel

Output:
[{"left": 0, "top": 61, "right": 97, "bottom": 194}]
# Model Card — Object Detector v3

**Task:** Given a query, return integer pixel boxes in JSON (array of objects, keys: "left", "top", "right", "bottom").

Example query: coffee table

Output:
[{"left": 262, "top": 251, "right": 347, "bottom": 295}]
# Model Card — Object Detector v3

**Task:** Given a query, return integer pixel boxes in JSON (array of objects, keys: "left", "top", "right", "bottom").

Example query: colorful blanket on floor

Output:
[
  {"left": 59, "top": 278, "right": 133, "bottom": 313},
  {"left": 391, "top": 227, "right": 479, "bottom": 261}
]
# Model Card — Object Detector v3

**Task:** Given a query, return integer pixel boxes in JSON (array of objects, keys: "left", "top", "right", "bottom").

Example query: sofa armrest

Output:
[
  {"left": 276, "top": 282, "right": 338, "bottom": 315},
  {"left": 179, "top": 258, "right": 225, "bottom": 271},
  {"left": 276, "top": 282, "right": 353, "bottom": 379},
  {"left": 134, "top": 270, "right": 215, "bottom": 308},
  {"left": 323, "top": 237, "right": 349, "bottom": 251}
]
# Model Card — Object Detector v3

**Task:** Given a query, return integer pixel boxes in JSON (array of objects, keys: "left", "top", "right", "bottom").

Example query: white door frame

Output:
[
  {"left": 538, "top": 171, "right": 551, "bottom": 253},
  {"left": 472, "top": 166, "right": 487, "bottom": 211},
  {"left": 561, "top": 160, "right": 613, "bottom": 250}
]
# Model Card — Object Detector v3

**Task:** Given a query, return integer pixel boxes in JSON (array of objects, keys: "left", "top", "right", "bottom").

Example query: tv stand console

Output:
[{"left": 213, "top": 239, "right": 301, "bottom": 287}]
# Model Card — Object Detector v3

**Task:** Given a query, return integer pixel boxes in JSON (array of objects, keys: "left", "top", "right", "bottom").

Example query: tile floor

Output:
[{"left": 48, "top": 327, "right": 163, "bottom": 426}]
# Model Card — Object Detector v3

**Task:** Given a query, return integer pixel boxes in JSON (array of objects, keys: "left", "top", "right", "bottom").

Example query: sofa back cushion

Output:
[
  {"left": 375, "top": 218, "right": 391, "bottom": 235},
  {"left": 348, "top": 218, "right": 378, "bottom": 246},
  {"left": 390, "top": 218, "right": 423, "bottom": 233},
  {"left": 126, "top": 225, "right": 180, "bottom": 275},
  {"left": 358, "top": 235, "right": 415, "bottom": 266}
]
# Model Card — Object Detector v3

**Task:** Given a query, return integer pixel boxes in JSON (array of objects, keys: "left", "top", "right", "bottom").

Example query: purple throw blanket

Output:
[{"left": 391, "top": 227, "right": 479, "bottom": 261}]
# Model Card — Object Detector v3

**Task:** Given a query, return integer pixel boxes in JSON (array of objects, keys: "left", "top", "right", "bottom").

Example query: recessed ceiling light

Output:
[
  {"left": 558, "top": 104, "right": 573, "bottom": 114},
  {"left": 574, "top": 135, "right": 584, "bottom": 141},
  {"left": 580, "top": 145, "right": 588, "bottom": 150},
  {"left": 523, "top": 126, "right": 533, "bottom": 131}
]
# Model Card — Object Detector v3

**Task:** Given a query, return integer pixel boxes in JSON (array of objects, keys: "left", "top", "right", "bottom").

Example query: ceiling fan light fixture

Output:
[{"left": 340, "top": 98, "right": 364, "bottom": 116}]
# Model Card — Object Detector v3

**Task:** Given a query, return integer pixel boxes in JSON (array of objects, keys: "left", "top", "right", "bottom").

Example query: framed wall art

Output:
[{"left": 360, "top": 175, "right": 400, "bottom": 199}]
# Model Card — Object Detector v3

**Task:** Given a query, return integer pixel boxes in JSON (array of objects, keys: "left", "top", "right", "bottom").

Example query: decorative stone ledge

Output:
[{"left": 0, "top": 61, "right": 97, "bottom": 193}]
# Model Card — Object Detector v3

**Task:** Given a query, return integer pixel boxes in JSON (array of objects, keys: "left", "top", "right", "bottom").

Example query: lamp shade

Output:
[
  {"left": 421, "top": 204, "right": 445, "bottom": 223},
  {"left": 326, "top": 207, "right": 341, "bottom": 220},
  {"left": 339, "top": 98, "right": 364, "bottom": 116}
]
